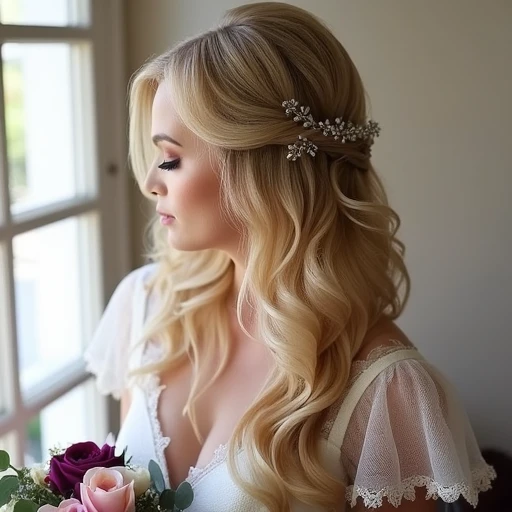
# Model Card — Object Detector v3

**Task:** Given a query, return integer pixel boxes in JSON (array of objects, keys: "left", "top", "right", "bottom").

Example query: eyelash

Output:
[{"left": 158, "top": 158, "right": 181, "bottom": 171}]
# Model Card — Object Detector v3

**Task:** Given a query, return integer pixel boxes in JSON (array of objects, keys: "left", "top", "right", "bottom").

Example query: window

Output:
[{"left": 0, "top": 0, "right": 130, "bottom": 465}]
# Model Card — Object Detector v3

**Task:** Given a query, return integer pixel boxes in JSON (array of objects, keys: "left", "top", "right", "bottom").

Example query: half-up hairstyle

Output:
[{"left": 128, "top": 2, "right": 410, "bottom": 510}]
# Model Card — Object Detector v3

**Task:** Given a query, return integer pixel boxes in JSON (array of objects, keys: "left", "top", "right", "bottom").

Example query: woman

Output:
[{"left": 85, "top": 2, "right": 496, "bottom": 510}]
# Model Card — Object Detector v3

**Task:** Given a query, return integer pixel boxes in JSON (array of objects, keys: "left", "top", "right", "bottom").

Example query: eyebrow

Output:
[{"left": 152, "top": 134, "right": 183, "bottom": 147}]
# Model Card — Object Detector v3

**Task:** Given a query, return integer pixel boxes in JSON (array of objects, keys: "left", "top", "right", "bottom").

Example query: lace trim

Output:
[
  {"left": 142, "top": 345, "right": 171, "bottom": 488},
  {"left": 141, "top": 342, "right": 235, "bottom": 489},
  {"left": 186, "top": 443, "right": 229, "bottom": 487},
  {"left": 346, "top": 463, "right": 497, "bottom": 508},
  {"left": 320, "top": 340, "right": 413, "bottom": 438},
  {"left": 351, "top": 338, "right": 411, "bottom": 376}
]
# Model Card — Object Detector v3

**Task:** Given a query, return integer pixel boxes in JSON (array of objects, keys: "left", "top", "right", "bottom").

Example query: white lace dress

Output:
[{"left": 84, "top": 264, "right": 496, "bottom": 510}]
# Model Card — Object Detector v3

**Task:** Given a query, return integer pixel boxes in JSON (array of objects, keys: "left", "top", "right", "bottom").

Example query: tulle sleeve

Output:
[
  {"left": 83, "top": 267, "right": 146, "bottom": 400},
  {"left": 340, "top": 357, "right": 497, "bottom": 509}
]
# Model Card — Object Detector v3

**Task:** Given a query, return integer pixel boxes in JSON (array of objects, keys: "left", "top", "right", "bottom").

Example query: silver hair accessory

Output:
[{"left": 282, "top": 99, "right": 381, "bottom": 161}]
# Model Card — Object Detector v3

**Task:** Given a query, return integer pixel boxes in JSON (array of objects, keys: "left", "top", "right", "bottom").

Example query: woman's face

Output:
[{"left": 144, "top": 82, "right": 240, "bottom": 253}]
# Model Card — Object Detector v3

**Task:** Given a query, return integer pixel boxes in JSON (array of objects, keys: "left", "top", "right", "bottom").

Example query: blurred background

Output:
[{"left": 0, "top": 0, "right": 510, "bottom": 477}]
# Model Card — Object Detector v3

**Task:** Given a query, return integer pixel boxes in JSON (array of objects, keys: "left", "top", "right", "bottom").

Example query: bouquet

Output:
[{"left": 0, "top": 440, "right": 194, "bottom": 512}]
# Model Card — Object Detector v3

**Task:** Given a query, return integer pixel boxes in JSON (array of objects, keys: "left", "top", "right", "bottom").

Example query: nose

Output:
[{"left": 143, "top": 165, "right": 167, "bottom": 197}]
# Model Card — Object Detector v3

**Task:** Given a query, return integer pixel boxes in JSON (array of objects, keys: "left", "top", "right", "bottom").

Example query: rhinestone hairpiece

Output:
[{"left": 282, "top": 99, "right": 381, "bottom": 161}]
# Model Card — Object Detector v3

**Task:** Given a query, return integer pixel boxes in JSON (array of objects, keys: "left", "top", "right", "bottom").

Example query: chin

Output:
[{"left": 166, "top": 231, "right": 212, "bottom": 252}]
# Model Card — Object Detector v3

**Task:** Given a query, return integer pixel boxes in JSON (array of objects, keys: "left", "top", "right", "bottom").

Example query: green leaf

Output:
[
  {"left": 13, "top": 500, "right": 38, "bottom": 512},
  {"left": 0, "top": 451, "right": 10, "bottom": 472},
  {"left": 174, "top": 481, "right": 194, "bottom": 510},
  {"left": 159, "top": 488, "right": 175, "bottom": 510},
  {"left": 0, "top": 475, "right": 19, "bottom": 507},
  {"left": 148, "top": 459, "right": 166, "bottom": 494}
]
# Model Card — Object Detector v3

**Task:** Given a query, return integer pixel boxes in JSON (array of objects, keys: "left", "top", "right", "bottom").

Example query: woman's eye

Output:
[{"left": 158, "top": 158, "right": 181, "bottom": 171}]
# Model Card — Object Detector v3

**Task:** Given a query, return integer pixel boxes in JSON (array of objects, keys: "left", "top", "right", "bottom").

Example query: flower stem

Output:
[{"left": 9, "top": 464, "right": 22, "bottom": 476}]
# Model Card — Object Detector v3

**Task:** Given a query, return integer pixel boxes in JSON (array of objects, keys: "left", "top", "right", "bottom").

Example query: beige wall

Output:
[{"left": 126, "top": 1, "right": 512, "bottom": 451}]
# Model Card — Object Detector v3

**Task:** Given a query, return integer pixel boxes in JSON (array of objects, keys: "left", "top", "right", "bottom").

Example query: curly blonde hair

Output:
[{"left": 128, "top": 2, "right": 410, "bottom": 510}]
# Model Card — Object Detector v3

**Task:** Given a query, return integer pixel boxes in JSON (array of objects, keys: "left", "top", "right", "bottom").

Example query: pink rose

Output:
[
  {"left": 38, "top": 499, "right": 87, "bottom": 512},
  {"left": 80, "top": 467, "right": 135, "bottom": 512}
]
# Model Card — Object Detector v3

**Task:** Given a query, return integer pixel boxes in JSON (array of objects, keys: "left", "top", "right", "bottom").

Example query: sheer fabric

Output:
[{"left": 340, "top": 356, "right": 495, "bottom": 507}]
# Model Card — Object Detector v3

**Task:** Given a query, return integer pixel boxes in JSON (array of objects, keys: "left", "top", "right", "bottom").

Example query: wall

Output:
[{"left": 125, "top": 0, "right": 512, "bottom": 451}]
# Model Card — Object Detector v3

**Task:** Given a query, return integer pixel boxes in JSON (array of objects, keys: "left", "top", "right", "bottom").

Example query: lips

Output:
[{"left": 157, "top": 210, "right": 175, "bottom": 218}]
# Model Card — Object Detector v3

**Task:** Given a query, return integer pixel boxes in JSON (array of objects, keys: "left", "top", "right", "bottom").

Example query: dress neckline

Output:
[{"left": 141, "top": 343, "right": 234, "bottom": 489}]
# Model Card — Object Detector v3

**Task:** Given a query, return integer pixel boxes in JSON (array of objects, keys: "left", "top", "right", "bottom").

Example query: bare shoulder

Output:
[{"left": 354, "top": 318, "right": 415, "bottom": 362}]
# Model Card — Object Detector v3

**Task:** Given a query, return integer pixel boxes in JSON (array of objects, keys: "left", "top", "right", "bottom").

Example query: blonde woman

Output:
[{"left": 85, "top": 3, "right": 496, "bottom": 511}]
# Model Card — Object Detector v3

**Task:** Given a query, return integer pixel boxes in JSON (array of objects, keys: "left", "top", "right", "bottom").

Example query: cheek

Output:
[{"left": 176, "top": 174, "right": 221, "bottom": 218}]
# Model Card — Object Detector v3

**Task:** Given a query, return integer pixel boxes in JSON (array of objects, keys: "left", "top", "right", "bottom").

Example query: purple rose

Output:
[{"left": 46, "top": 441, "right": 125, "bottom": 499}]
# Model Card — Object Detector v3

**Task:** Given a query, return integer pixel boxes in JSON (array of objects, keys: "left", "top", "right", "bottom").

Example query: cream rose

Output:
[
  {"left": 110, "top": 466, "right": 151, "bottom": 497},
  {"left": 30, "top": 464, "right": 48, "bottom": 487}
]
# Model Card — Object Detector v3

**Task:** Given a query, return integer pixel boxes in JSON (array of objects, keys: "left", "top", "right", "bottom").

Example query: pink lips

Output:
[{"left": 157, "top": 211, "right": 175, "bottom": 225}]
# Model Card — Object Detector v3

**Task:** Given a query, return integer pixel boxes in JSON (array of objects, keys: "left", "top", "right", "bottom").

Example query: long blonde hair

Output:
[{"left": 128, "top": 2, "right": 409, "bottom": 510}]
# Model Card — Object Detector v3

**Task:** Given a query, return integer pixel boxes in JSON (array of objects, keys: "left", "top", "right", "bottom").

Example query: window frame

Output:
[{"left": 0, "top": 0, "right": 130, "bottom": 463}]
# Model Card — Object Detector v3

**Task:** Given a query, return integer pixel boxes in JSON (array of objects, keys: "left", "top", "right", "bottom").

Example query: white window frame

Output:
[{"left": 0, "top": 0, "right": 130, "bottom": 463}]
